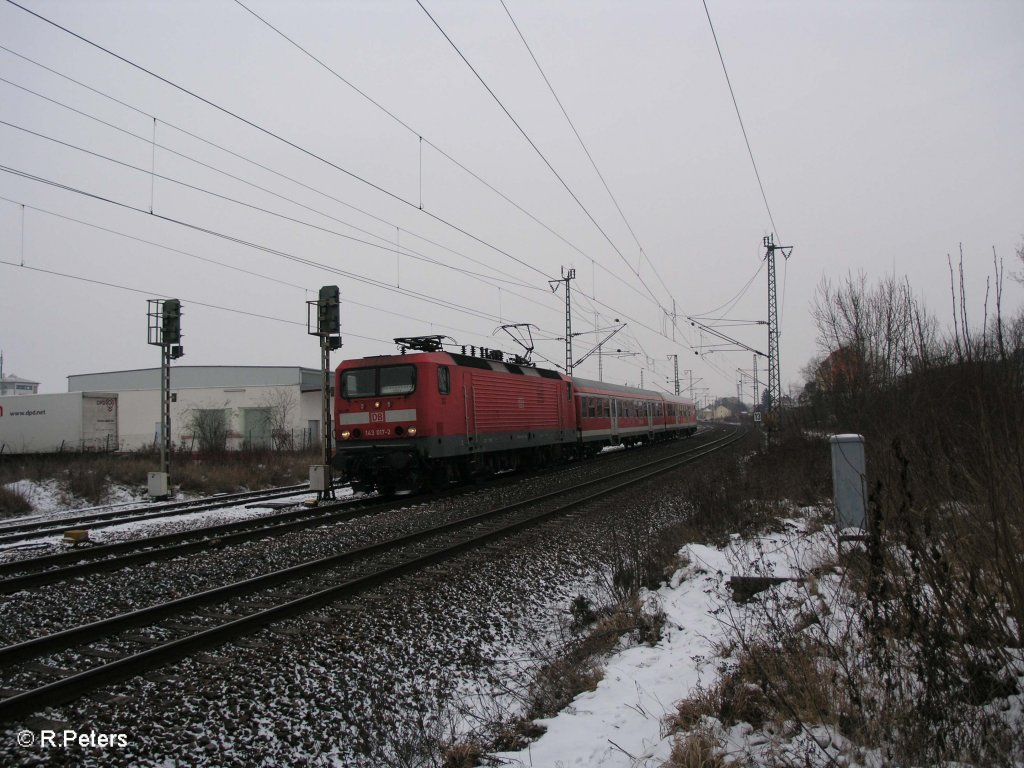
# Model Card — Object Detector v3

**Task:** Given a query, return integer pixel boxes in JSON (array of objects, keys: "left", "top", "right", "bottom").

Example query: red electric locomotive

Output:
[
  {"left": 333, "top": 340, "right": 576, "bottom": 494},
  {"left": 332, "top": 337, "right": 697, "bottom": 494}
]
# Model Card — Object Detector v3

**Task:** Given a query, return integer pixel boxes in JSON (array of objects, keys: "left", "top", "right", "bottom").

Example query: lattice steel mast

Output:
[{"left": 763, "top": 235, "right": 792, "bottom": 425}]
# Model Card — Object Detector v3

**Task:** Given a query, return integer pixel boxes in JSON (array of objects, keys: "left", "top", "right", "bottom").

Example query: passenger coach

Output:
[{"left": 573, "top": 378, "right": 697, "bottom": 455}]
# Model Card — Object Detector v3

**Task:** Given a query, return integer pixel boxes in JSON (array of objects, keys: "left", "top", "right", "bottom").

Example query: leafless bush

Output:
[
  {"left": 753, "top": 251, "right": 1024, "bottom": 764},
  {"left": 0, "top": 484, "right": 31, "bottom": 516}
]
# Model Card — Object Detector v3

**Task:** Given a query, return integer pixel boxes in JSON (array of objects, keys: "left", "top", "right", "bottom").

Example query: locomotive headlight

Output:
[
  {"left": 407, "top": 427, "right": 418, "bottom": 436},
  {"left": 340, "top": 430, "right": 352, "bottom": 440}
]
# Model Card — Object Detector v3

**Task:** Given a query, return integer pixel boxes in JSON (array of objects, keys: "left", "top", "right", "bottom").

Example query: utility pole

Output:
[
  {"left": 308, "top": 286, "right": 342, "bottom": 503},
  {"left": 763, "top": 234, "right": 793, "bottom": 428},
  {"left": 667, "top": 355, "right": 680, "bottom": 395},
  {"left": 549, "top": 268, "right": 576, "bottom": 374},
  {"left": 146, "top": 298, "right": 184, "bottom": 500}
]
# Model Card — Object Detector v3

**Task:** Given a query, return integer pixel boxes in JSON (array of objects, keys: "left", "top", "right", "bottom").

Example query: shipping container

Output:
[{"left": 0, "top": 392, "right": 118, "bottom": 454}]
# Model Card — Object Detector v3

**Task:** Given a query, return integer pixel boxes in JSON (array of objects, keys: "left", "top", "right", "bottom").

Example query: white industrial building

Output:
[{"left": 66, "top": 366, "right": 329, "bottom": 452}]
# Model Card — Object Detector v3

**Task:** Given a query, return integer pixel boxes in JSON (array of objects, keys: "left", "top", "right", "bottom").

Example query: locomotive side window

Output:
[
  {"left": 437, "top": 366, "right": 450, "bottom": 395},
  {"left": 380, "top": 365, "right": 416, "bottom": 395},
  {"left": 341, "top": 368, "right": 376, "bottom": 399}
]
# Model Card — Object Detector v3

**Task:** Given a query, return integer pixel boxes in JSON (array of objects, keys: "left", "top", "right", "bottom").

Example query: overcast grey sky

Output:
[{"left": 1, "top": 0, "right": 1021, "bottom": 401}]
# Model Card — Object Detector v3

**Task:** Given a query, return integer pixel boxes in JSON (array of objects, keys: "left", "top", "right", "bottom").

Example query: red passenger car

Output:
[{"left": 572, "top": 378, "right": 696, "bottom": 454}]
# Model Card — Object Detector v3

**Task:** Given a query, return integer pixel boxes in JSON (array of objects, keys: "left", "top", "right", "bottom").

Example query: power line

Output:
[
  {"left": 0, "top": 49, "right": 550, "bottom": 295},
  {"left": 3, "top": 0, "right": 555, "bottom": 283},
  {"left": 0, "top": 164, "right": 525, "bottom": 328},
  {"left": 499, "top": 0, "right": 644, "bottom": 261},
  {"left": 0, "top": 74, "right": 540, "bottom": 292},
  {"left": 0, "top": 115, "right": 556, "bottom": 320},
  {"left": 230, "top": 0, "right": 704, "bottom": 376},
  {"left": 415, "top": 0, "right": 671, "bottom": 318},
  {"left": 702, "top": 0, "right": 781, "bottom": 240},
  {"left": 692, "top": 260, "right": 765, "bottom": 319},
  {"left": 497, "top": 0, "right": 689, "bottom": 322},
  {"left": 0, "top": 259, "right": 307, "bottom": 330},
  {"left": 226, "top": 5, "right": 663, "bottom": 317},
  {"left": 2, "top": 4, "right": 717, "bottom": 383},
  {"left": 0, "top": 194, "right": 308, "bottom": 291},
  {"left": 0, "top": 52, "right": 693, "bottom": 358}
]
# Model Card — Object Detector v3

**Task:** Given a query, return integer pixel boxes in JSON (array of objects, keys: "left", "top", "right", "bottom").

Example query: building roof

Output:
[
  {"left": 1, "top": 373, "right": 39, "bottom": 386},
  {"left": 67, "top": 366, "right": 323, "bottom": 392}
]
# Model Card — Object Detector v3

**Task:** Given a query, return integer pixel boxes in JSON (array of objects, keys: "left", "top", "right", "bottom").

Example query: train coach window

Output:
[
  {"left": 437, "top": 366, "right": 450, "bottom": 395},
  {"left": 380, "top": 365, "right": 416, "bottom": 395},
  {"left": 342, "top": 368, "right": 376, "bottom": 398}
]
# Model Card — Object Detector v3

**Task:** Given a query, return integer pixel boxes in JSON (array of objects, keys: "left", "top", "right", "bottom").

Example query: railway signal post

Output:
[
  {"left": 308, "top": 286, "right": 341, "bottom": 502},
  {"left": 146, "top": 298, "right": 184, "bottom": 500}
]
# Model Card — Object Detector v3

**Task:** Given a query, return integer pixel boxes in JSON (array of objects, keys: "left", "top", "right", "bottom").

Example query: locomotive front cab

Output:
[
  {"left": 333, "top": 354, "right": 448, "bottom": 495},
  {"left": 338, "top": 362, "right": 419, "bottom": 441}
]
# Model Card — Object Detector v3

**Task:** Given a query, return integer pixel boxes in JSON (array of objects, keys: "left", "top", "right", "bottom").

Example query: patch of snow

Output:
[{"left": 493, "top": 517, "right": 836, "bottom": 767}]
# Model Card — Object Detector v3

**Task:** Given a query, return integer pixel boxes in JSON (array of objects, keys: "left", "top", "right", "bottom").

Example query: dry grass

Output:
[
  {"left": 0, "top": 449, "right": 319, "bottom": 509},
  {"left": 664, "top": 724, "right": 727, "bottom": 768},
  {"left": 0, "top": 484, "right": 32, "bottom": 517},
  {"left": 665, "top": 637, "right": 840, "bottom": 738}
]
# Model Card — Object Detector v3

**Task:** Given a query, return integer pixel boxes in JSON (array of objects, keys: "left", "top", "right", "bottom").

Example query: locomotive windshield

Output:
[{"left": 341, "top": 365, "right": 416, "bottom": 398}]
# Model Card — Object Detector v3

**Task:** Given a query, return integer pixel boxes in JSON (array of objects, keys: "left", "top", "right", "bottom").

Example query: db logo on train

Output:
[{"left": 370, "top": 411, "right": 385, "bottom": 423}]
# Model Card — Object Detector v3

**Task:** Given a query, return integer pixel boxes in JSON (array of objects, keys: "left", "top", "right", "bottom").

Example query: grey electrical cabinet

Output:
[{"left": 830, "top": 434, "right": 866, "bottom": 531}]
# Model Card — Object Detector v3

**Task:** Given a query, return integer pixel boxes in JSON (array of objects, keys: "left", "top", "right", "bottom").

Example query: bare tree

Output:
[
  {"left": 258, "top": 388, "right": 298, "bottom": 451},
  {"left": 184, "top": 403, "right": 232, "bottom": 454}
]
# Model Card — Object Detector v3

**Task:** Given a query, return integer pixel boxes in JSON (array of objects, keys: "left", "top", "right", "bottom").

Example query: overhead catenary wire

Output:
[
  {"left": 0, "top": 195, "right": 517, "bottom": 346},
  {"left": 0, "top": 112, "right": 665, "bottom": 378},
  {"left": 0, "top": 164, "right": 523, "bottom": 329},
  {"left": 1, "top": 2, "right": 740, "bottom": 390},
  {"left": 0, "top": 59, "right": 695, "bottom": 370},
  {"left": 0, "top": 50, "right": 548, "bottom": 295},
  {"left": 226, "top": 4, "right": 664, "bottom": 318},
  {"left": 1, "top": 24, "right": 686, "bottom": 366},
  {"left": 498, "top": 0, "right": 685, "bottom": 316},
  {"left": 2, "top": 0, "right": 555, "bottom": 285},
  {"left": 230, "top": 0, "right": 711, "bottom": 358},
  {"left": 701, "top": 0, "right": 781, "bottom": 243},
  {"left": 0, "top": 115, "right": 559, "bottom": 321},
  {"left": 415, "top": 0, "right": 672, "bottom": 320}
]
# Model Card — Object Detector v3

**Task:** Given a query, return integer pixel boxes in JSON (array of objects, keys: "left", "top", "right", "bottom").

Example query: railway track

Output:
[
  {"left": 0, "top": 428, "right": 719, "bottom": 590},
  {"left": 0, "top": 483, "right": 325, "bottom": 547},
  {"left": 0, "top": 495, "right": 383, "bottom": 593},
  {"left": 0, "top": 427, "right": 745, "bottom": 721}
]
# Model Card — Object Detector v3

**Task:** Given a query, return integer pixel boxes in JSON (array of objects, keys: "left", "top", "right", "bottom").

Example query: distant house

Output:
[
  {"left": 816, "top": 346, "right": 865, "bottom": 392},
  {"left": 699, "top": 405, "right": 733, "bottom": 421},
  {"left": 0, "top": 373, "right": 39, "bottom": 396}
]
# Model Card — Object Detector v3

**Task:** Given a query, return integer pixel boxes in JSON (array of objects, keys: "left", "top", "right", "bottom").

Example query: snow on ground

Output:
[
  {"left": 2, "top": 478, "right": 144, "bottom": 520},
  {"left": 493, "top": 516, "right": 834, "bottom": 768}
]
